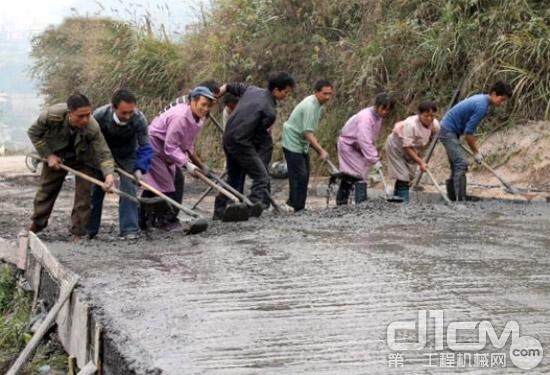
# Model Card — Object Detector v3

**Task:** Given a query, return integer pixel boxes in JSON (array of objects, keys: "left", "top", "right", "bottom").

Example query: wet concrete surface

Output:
[{"left": 40, "top": 200, "right": 550, "bottom": 374}]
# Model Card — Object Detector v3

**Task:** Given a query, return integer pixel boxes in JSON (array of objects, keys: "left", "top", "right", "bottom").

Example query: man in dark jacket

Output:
[
  {"left": 27, "top": 93, "right": 115, "bottom": 241},
  {"left": 88, "top": 89, "right": 152, "bottom": 239},
  {"left": 213, "top": 72, "right": 295, "bottom": 219}
]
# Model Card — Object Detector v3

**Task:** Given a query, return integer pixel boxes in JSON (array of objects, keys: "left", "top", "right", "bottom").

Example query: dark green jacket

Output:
[{"left": 27, "top": 103, "right": 115, "bottom": 176}]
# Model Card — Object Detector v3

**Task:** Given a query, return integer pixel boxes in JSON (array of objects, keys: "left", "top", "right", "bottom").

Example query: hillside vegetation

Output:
[{"left": 30, "top": 0, "right": 549, "bottom": 169}]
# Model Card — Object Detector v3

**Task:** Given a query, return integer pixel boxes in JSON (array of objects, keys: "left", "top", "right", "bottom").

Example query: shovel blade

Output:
[
  {"left": 247, "top": 202, "right": 264, "bottom": 217},
  {"left": 222, "top": 203, "right": 250, "bottom": 222},
  {"left": 184, "top": 218, "right": 209, "bottom": 235},
  {"left": 387, "top": 196, "right": 404, "bottom": 203}
]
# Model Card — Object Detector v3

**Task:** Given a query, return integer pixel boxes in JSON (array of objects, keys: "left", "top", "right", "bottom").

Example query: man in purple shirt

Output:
[{"left": 439, "top": 81, "right": 513, "bottom": 201}]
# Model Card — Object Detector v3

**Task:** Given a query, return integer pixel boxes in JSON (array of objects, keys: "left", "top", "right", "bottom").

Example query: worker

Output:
[
  {"left": 213, "top": 72, "right": 295, "bottom": 219},
  {"left": 27, "top": 93, "right": 115, "bottom": 242},
  {"left": 439, "top": 81, "right": 513, "bottom": 201},
  {"left": 160, "top": 80, "right": 221, "bottom": 215},
  {"left": 88, "top": 89, "right": 152, "bottom": 239},
  {"left": 140, "top": 86, "right": 215, "bottom": 231},
  {"left": 222, "top": 93, "right": 239, "bottom": 127},
  {"left": 384, "top": 101, "right": 440, "bottom": 202},
  {"left": 336, "top": 93, "right": 395, "bottom": 205},
  {"left": 281, "top": 79, "right": 333, "bottom": 211}
]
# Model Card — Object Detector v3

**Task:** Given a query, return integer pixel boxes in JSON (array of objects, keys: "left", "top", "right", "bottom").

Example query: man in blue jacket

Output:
[
  {"left": 439, "top": 81, "right": 513, "bottom": 201},
  {"left": 88, "top": 89, "right": 152, "bottom": 239}
]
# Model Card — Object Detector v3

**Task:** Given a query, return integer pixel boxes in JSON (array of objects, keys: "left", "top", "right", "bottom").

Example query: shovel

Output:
[
  {"left": 193, "top": 169, "right": 249, "bottom": 222},
  {"left": 116, "top": 167, "right": 208, "bottom": 234},
  {"left": 459, "top": 144, "right": 523, "bottom": 196},
  {"left": 192, "top": 170, "right": 227, "bottom": 209},
  {"left": 323, "top": 159, "right": 343, "bottom": 206},
  {"left": 424, "top": 166, "right": 452, "bottom": 204},
  {"left": 377, "top": 168, "right": 404, "bottom": 203},
  {"left": 28, "top": 154, "right": 141, "bottom": 205},
  {"left": 207, "top": 172, "right": 264, "bottom": 217}
]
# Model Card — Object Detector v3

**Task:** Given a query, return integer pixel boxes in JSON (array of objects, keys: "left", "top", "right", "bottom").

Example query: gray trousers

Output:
[{"left": 439, "top": 129, "right": 469, "bottom": 201}]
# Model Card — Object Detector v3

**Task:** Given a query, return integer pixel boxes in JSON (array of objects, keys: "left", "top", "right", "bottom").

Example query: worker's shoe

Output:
[
  {"left": 456, "top": 175, "right": 467, "bottom": 201},
  {"left": 27, "top": 222, "right": 43, "bottom": 234},
  {"left": 120, "top": 232, "right": 140, "bottom": 240},
  {"left": 394, "top": 180, "right": 410, "bottom": 203},
  {"left": 354, "top": 181, "right": 368, "bottom": 205},
  {"left": 445, "top": 178, "right": 456, "bottom": 201}
]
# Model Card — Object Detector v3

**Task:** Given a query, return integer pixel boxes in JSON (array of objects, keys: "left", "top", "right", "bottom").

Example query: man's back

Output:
[{"left": 223, "top": 85, "right": 276, "bottom": 149}]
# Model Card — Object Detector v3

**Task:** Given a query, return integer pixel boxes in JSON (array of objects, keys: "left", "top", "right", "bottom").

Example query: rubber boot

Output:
[
  {"left": 336, "top": 176, "right": 355, "bottom": 205},
  {"left": 456, "top": 174, "right": 467, "bottom": 201},
  {"left": 446, "top": 178, "right": 456, "bottom": 201},
  {"left": 354, "top": 181, "right": 367, "bottom": 205},
  {"left": 394, "top": 180, "right": 410, "bottom": 203}
]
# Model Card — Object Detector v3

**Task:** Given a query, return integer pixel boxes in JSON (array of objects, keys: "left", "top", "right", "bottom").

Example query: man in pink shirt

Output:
[
  {"left": 141, "top": 86, "right": 215, "bottom": 230},
  {"left": 336, "top": 93, "right": 395, "bottom": 205}
]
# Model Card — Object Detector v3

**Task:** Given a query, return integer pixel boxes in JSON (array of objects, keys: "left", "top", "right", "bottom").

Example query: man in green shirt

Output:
[{"left": 282, "top": 79, "right": 333, "bottom": 211}]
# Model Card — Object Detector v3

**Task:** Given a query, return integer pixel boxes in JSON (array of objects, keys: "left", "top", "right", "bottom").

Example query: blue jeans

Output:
[
  {"left": 283, "top": 148, "right": 310, "bottom": 211},
  {"left": 88, "top": 173, "right": 139, "bottom": 236},
  {"left": 439, "top": 129, "right": 469, "bottom": 201}
]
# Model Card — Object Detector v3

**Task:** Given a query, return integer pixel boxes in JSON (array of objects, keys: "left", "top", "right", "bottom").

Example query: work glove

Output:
[
  {"left": 473, "top": 153, "right": 484, "bottom": 165},
  {"left": 133, "top": 170, "right": 142, "bottom": 184},
  {"left": 185, "top": 162, "right": 198, "bottom": 174},
  {"left": 373, "top": 160, "right": 383, "bottom": 172}
]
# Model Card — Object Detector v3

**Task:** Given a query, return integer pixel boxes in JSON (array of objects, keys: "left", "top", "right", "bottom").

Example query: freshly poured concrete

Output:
[{"left": 44, "top": 200, "right": 550, "bottom": 374}]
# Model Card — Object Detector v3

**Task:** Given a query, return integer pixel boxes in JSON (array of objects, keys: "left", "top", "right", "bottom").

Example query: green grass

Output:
[{"left": 0, "top": 264, "right": 67, "bottom": 374}]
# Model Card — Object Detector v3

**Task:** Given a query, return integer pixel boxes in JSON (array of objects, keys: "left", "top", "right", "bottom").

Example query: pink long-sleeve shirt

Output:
[
  {"left": 337, "top": 107, "right": 382, "bottom": 179},
  {"left": 142, "top": 103, "right": 204, "bottom": 192}
]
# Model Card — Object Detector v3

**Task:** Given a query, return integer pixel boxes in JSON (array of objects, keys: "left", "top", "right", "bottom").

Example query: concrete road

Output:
[{"left": 45, "top": 200, "right": 550, "bottom": 374}]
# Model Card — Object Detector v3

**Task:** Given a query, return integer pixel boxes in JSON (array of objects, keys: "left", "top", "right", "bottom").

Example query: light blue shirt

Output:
[{"left": 441, "top": 94, "right": 489, "bottom": 135}]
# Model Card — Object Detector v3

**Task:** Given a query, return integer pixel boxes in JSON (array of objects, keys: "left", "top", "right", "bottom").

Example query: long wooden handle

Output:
[
  {"left": 424, "top": 167, "right": 452, "bottom": 203},
  {"left": 377, "top": 169, "right": 391, "bottom": 198},
  {"left": 208, "top": 172, "right": 254, "bottom": 206},
  {"left": 194, "top": 170, "right": 240, "bottom": 202},
  {"left": 115, "top": 167, "right": 201, "bottom": 218},
  {"left": 207, "top": 114, "right": 224, "bottom": 133},
  {"left": 29, "top": 155, "right": 140, "bottom": 204},
  {"left": 458, "top": 144, "right": 518, "bottom": 193},
  {"left": 192, "top": 171, "right": 228, "bottom": 209},
  {"left": 324, "top": 159, "right": 340, "bottom": 175}
]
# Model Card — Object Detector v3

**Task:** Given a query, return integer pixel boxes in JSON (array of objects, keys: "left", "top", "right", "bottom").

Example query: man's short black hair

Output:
[
  {"left": 198, "top": 80, "right": 220, "bottom": 96},
  {"left": 418, "top": 100, "right": 438, "bottom": 113},
  {"left": 490, "top": 81, "right": 513, "bottom": 98},
  {"left": 224, "top": 93, "right": 239, "bottom": 106},
  {"left": 267, "top": 71, "right": 295, "bottom": 92},
  {"left": 374, "top": 93, "right": 396, "bottom": 110},
  {"left": 314, "top": 79, "right": 333, "bottom": 92},
  {"left": 111, "top": 89, "right": 137, "bottom": 108},
  {"left": 67, "top": 93, "right": 91, "bottom": 112}
]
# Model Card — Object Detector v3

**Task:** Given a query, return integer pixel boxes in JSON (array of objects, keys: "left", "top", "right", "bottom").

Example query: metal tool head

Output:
[
  {"left": 386, "top": 195, "right": 404, "bottom": 203},
  {"left": 222, "top": 203, "right": 250, "bottom": 222},
  {"left": 184, "top": 218, "right": 209, "bottom": 235},
  {"left": 247, "top": 202, "right": 264, "bottom": 217}
]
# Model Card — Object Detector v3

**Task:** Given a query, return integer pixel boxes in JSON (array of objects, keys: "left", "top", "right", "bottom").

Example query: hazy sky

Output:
[{"left": 0, "top": 0, "right": 206, "bottom": 33}]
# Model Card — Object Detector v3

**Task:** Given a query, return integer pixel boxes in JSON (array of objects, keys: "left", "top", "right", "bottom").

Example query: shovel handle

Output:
[
  {"left": 324, "top": 159, "right": 340, "bottom": 175},
  {"left": 377, "top": 168, "right": 391, "bottom": 198},
  {"left": 193, "top": 170, "right": 240, "bottom": 203},
  {"left": 192, "top": 171, "right": 228, "bottom": 209},
  {"left": 424, "top": 167, "right": 452, "bottom": 204},
  {"left": 207, "top": 114, "right": 224, "bottom": 134},
  {"left": 458, "top": 144, "right": 518, "bottom": 194},
  {"left": 29, "top": 155, "right": 140, "bottom": 205},
  {"left": 116, "top": 167, "right": 201, "bottom": 218}
]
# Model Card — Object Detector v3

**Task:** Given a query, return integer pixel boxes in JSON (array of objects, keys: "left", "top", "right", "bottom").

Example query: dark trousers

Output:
[
  {"left": 336, "top": 174, "right": 365, "bottom": 205},
  {"left": 283, "top": 148, "right": 310, "bottom": 211},
  {"left": 88, "top": 171, "right": 139, "bottom": 236},
  {"left": 31, "top": 162, "right": 93, "bottom": 236},
  {"left": 139, "top": 168, "right": 184, "bottom": 228},
  {"left": 214, "top": 146, "right": 270, "bottom": 218}
]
